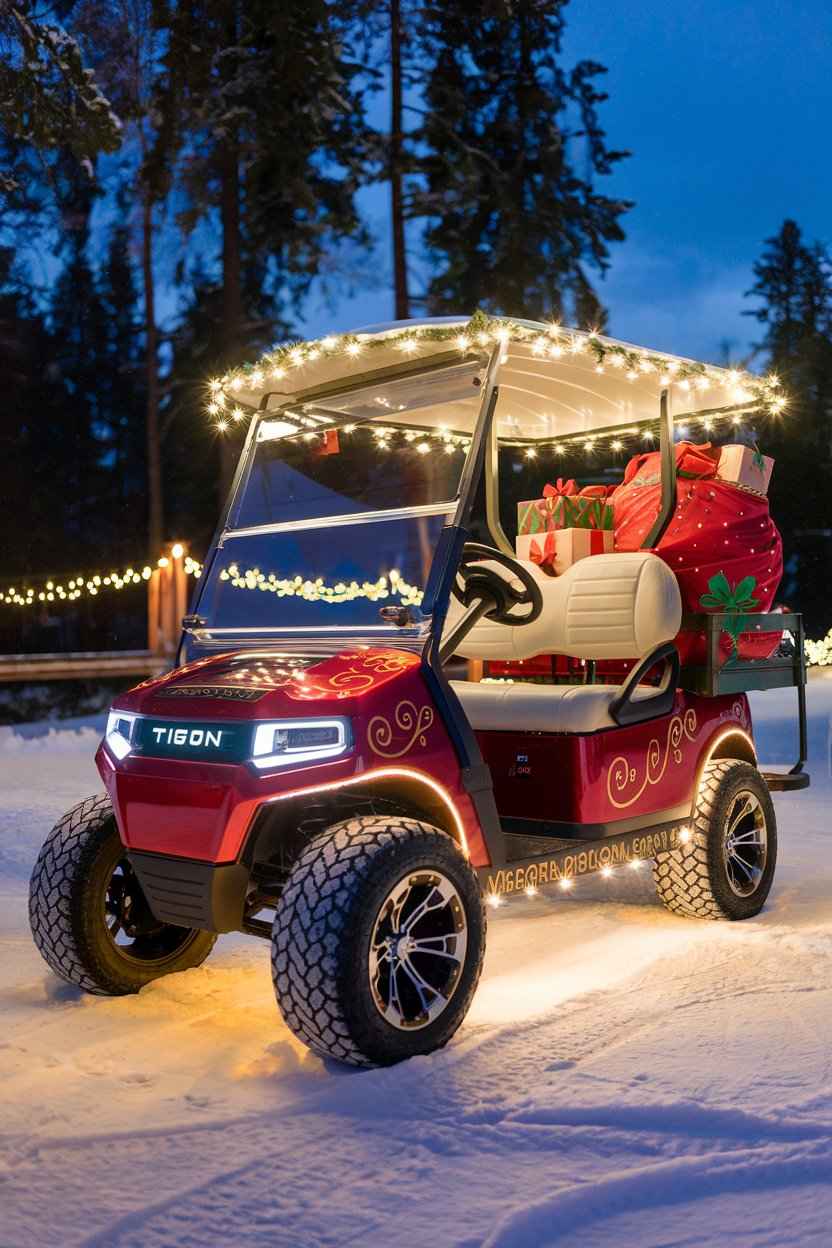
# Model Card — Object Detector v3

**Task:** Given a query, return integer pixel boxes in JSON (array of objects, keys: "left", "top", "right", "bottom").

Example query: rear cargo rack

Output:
[{"left": 679, "top": 611, "right": 808, "bottom": 783}]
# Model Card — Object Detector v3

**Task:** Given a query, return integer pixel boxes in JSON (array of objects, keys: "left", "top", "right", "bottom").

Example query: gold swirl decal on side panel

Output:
[
  {"left": 368, "top": 701, "right": 435, "bottom": 758},
  {"left": 606, "top": 709, "right": 697, "bottom": 810}
]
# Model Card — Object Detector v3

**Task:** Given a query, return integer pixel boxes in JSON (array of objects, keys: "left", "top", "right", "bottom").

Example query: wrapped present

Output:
[
  {"left": 517, "top": 484, "right": 614, "bottom": 536},
  {"left": 516, "top": 527, "right": 613, "bottom": 575},
  {"left": 717, "top": 444, "right": 773, "bottom": 495}
]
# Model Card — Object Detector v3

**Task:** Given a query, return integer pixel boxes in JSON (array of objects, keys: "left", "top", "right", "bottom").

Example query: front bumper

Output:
[
  {"left": 128, "top": 851, "right": 249, "bottom": 932},
  {"left": 96, "top": 741, "right": 357, "bottom": 862}
]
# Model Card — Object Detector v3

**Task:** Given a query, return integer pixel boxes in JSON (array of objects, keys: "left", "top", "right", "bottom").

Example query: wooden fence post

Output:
[{"left": 148, "top": 542, "right": 189, "bottom": 658}]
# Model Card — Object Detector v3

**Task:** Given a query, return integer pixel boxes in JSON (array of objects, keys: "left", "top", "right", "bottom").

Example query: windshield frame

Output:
[{"left": 180, "top": 349, "right": 496, "bottom": 658}]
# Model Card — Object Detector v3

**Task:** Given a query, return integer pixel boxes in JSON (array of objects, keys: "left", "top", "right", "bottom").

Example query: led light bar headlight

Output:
[
  {"left": 105, "top": 710, "right": 137, "bottom": 760},
  {"left": 250, "top": 717, "right": 352, "bottom": 770}
]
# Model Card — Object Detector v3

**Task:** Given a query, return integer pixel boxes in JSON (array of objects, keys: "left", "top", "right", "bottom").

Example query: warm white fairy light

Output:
[
  {"left": 559, "top": 878, "right": 573, "bottom": 891},
  {"left": 209, "top": 316, "right": 789, "bottom": 442},
  {"left": 216, "top": 563, "right": 424, "bottom": 608},
  {"left": 1, "top": 560, "right": 155, "bottom": 608},
  {"left": 806, "top": 629, "right": 832, "bottom": 666}
]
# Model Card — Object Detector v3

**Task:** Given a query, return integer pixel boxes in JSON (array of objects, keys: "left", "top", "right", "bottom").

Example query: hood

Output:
[{"left": 113, "top": 647, "right": 423, "bottom": 721}]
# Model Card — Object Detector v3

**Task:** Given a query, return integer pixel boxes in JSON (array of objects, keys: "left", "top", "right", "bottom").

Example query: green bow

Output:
[{"left": 699, "top": 572, "right": 759, "bottom": 656}]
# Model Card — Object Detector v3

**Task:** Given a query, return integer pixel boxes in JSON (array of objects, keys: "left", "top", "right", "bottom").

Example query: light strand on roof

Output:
[{"left": 207, "top": 310, "right": 787, "bottom": 431}]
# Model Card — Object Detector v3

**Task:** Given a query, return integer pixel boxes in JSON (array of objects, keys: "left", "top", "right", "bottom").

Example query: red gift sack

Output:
[{"left": 612, "top": 443, "right": 783, "bottom": 665}]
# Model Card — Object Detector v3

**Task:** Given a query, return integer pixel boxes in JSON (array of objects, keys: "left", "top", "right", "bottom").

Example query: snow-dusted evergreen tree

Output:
[
  {"left": 0, "top": 1, "right": 122, "bottom": 206},
  {"left": 413, "top": 0, "right": 630, "bottom": 324}
]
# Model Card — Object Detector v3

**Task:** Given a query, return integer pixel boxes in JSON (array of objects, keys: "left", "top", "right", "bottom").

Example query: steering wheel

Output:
[{"left": 452, "top": 542, "right": 543, "bottom": 626}]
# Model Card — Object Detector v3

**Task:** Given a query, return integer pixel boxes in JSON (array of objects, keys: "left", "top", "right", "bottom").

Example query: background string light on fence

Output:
[{"left": 0, "top": 563, "right": 154, "bottom": 608}]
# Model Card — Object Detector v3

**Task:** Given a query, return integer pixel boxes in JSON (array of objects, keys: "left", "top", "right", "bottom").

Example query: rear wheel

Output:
[
  {"left": 271, "top": 816, "right": 486, "bottom": 1067},
  {"left": 653, "top": 760, "right": 777, "bottom": 920},
  {"left": 29, "top": 794, "right": 217, "bottom": 994}
]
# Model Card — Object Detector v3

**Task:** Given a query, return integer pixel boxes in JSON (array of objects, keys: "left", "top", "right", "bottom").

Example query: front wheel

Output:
[
  {"left": 653, "top": 759, "right": 777, "bottom": 920},
  {"left": 271, "top": 817, "right": 486, "bottom": 1067},
  {"left": 29, "top": 793, "right": 217, "bottom": 995}
]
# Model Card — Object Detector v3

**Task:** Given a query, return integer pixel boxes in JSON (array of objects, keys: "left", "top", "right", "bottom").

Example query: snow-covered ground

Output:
[{"left": 2, "top": 682, "right": 832, "bottom": 1247}]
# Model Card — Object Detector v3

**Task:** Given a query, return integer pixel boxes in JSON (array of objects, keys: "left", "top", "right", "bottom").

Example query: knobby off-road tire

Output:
[
  {"left": 653, "top": 760, "right": 777, "bottom": 920},
  {"left": 271, "top": 817, "right": 486, "bottom": 1067},
  {"left": 29, "top": 793, "right": 216, "bottom": 995}
]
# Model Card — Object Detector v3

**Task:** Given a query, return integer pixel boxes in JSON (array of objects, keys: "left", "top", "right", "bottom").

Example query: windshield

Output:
[{"left": 195, "top": 359, "right": 485, "bottom": 639}]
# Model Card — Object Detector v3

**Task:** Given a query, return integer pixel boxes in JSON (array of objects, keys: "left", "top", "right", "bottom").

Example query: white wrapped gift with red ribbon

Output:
[{"left": 516, "top": 528, "right": 613, "bottom": 576}]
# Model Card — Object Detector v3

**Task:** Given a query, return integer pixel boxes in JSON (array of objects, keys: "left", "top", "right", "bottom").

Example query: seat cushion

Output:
[
  {"left": 444, "top": 551, "right": 682, "bottom": 663},
  {"left": 450, "top": 679, "right": 655, "bottom": 735}
]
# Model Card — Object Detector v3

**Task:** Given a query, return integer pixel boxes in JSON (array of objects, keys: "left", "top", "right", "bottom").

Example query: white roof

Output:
[{"left": 210, "top": 315, "right": 785, "bottom": 444}]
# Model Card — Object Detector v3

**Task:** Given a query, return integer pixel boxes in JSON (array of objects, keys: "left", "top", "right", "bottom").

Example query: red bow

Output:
[
  {"left": 529, "top": 531, "right": 557, "bottom": 573},
  {"left": 542, "top": 478, "right": 577, "bottom": 499}
]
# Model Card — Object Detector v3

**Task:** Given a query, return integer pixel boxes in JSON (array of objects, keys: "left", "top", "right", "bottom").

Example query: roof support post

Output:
[{"left": 643, "top": 387, "right": 676, "bottom": 549}]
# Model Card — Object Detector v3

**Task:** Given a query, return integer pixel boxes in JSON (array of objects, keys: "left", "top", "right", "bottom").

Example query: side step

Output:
[{"left": 762, "top": 770, "right": 810, "bottom": 792}]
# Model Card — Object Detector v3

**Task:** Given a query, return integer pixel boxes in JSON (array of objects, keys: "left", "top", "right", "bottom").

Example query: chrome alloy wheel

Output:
[
  {"left": 369, "top": 871, "right": 468, "bottom": 1031},
  {"left": 722, "top": 789, "right": 768, "bottom": 897}
]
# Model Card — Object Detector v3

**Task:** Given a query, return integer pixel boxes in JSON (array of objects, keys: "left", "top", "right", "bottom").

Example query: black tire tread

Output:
[
  {"left": 29, "top": 793, "right": 216, "bottom": 995},
  {"left": 29, "top": 794, "right": 117, "bottom": 993},
  {"left": 653, "top": 759, "right": 772, "bottom": 920},
  {"left": 271, "top": 816, "right": 484, "bottom": 1067}
]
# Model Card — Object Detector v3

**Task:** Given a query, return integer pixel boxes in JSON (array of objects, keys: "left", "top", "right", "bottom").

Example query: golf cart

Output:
[{"left": 29, "top": 314, "right": 809, "bottom": 1067}]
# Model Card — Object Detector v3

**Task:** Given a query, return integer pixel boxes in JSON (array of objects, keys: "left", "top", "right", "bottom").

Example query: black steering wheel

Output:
[{"left": 452, "top": 542, "right": 543, "bottom": 626}]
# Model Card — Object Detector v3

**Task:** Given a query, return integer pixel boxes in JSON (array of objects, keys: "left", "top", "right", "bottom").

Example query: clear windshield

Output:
[{"left": 196, "top": 359, "right": 485, "bottom": 637}]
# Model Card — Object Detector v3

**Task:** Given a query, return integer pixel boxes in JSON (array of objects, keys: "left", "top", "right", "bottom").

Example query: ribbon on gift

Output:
[
  {"left": 618, "top": 442, "right": 720, "bottom": 491},
  {"left": 542, "top": 478, "right": 578, "bottom": 499},
  {"left": 529, "top": 531, "right": 556, "bottom": 574},
  {"left": 676, "top": 441, "right": 721, "bottom": 479}
]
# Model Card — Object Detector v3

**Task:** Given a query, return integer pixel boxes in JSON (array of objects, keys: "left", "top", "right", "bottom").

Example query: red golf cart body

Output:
[{"left": 96, "top": 315, "right": 807, "bottom": 930}]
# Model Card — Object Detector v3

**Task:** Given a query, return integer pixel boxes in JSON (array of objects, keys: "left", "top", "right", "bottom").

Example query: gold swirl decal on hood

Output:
[
  {"left": 606, "top": 709, "right": 697, "bottom": 809},
  {"left": 368, "top": 701, "right": 435, "bottom": 758}
]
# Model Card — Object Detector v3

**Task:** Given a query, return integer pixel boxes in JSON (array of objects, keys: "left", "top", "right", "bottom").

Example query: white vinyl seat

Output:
[
  {"left": 442, "top": 551, "right": 681, "bottom": 662},
  {"left": 443, "top": 550, "right": 682, "bottom": 735},
  {"left": 450, "top": 679, "right": 658, "bottom": 735}
]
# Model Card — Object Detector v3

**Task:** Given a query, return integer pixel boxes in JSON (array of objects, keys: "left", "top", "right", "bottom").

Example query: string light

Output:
[
  {"left": 806, "top": 629, "right": 832, "bottom": 666},
  {"left": 1, "top": 561, "right": 154, "bottom": 608},
  {"left": 208, "top": 312, "right": 788, "bottom": 430},
  {"left": 217, "top": 564, "right": 424, "bottom": 608}
]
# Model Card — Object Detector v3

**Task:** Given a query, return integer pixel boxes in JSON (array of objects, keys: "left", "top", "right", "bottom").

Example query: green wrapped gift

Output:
[{"left": 517, "top": 494, "right": 613, "bottom": 535}]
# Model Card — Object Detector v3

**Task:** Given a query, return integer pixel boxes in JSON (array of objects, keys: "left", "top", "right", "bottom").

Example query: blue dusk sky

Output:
[{"left": 300, "top": 0, "right": 832, "bottom": 367}]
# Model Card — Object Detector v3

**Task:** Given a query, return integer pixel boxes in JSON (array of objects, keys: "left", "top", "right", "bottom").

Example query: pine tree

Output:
[
  {"left": 47, "top": 170, "right": 112, "bottom": 556},
  {"left": 413, "top": 0, "right": 630, "bottom": 323},
  {"left": 72, "top": 0, "right": 168, "bottom": 556},
  {"left": 745, "top": 219, "right": 832, "bottom": 627},
  {"left": 150, "top": 0, "right": 373, "bottom": 494},
  {"left": 0, "top": 2, "right": 122, "bottom": 204},
  {"left": 97, "top": 200, "right": 147, "bottom": 544}
]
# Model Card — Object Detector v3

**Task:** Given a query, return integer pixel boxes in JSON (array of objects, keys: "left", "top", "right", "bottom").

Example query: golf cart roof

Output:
[{"left": 210, "top": 313, "right": 786, "bottom": 449}]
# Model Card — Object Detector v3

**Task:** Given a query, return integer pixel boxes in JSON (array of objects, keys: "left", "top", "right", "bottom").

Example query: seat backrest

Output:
[{"left": 443, "top": 550, "right": 682, "bottom": 662}]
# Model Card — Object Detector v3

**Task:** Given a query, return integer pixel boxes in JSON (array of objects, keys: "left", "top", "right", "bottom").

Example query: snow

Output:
[{"left": 2, "top": 681, "right": 832, "bottom": 1246}]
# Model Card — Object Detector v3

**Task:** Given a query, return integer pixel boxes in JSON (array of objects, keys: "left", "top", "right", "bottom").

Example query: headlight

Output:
[
  {"left": 250, "top": 717, "right": 352, "bottom": 770},
  {"left": 105, "top": 710, "right": 137, "bottom": 760}
]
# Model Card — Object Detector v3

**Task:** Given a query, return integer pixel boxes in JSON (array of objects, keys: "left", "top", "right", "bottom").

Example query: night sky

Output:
[{"left": 302, "top": 0, "right": 832, "bottom": 367}]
